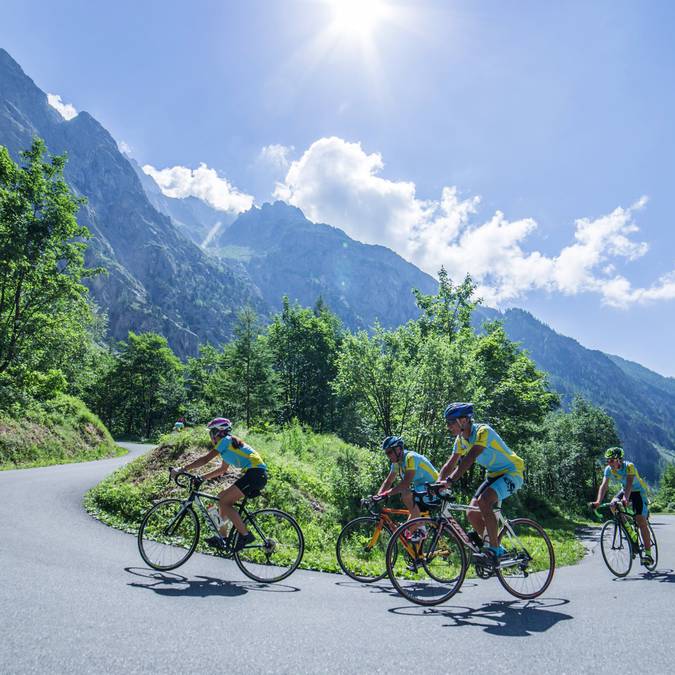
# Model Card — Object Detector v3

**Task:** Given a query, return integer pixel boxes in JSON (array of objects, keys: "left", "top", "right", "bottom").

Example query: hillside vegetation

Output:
[
  {"left": 86, "top": 425, "right": 584, "bottom": 573},
  {"left": 0, "top": 394, "right": 122, "bottom": 470}
]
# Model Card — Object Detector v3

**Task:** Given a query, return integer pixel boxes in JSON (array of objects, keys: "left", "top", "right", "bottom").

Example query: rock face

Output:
[
  {"left": 216, "top": 201, "right": 438, "bottom": 328},
  {"left": 0, "top": 48, "right": 265, "bottom": 354}
]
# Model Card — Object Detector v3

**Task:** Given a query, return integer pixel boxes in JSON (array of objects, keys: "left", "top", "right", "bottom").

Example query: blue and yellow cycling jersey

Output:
[
  {"left": 215, "top": 436, "right": 267, "bottom": 471},
  {"left": 452, "top": 423, "right": 524, "bottom": 479},
  {"left": 391, "top": 450, "right": 439, "bottom": 491},
  {"left": 603, "top": 461, "right": 647, "bottom": 494}
]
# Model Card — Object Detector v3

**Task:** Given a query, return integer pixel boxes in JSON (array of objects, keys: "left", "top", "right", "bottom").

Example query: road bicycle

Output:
[
  {"left": 594, "top": 501, "right": 658, "bottom": 577},
  {"left": 137, "top": 470, "right": 304, "bottom": 583},
  {"left": 385, "top": 483, "right": 555, "bottom": 606},
  {"left": 336, "top": 496, "right": 431, "bottom": 582}
]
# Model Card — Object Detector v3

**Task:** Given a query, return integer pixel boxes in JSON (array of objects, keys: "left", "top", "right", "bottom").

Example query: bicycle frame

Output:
[{"left": 364, "top": 504, "right": 430, "bottom": 559}]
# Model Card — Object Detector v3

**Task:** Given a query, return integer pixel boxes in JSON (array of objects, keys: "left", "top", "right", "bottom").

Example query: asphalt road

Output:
[{"left": 1, "top": 443, "right": 673, "bottom": 674}]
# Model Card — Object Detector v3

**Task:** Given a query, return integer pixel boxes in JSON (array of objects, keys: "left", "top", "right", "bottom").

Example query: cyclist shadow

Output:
[
  {"left": 389, "top": 597, "right": 572, "bottom": 637},
  {"left": 124, "top": 567, "right": 300, "bottom": 597},
  {"left": 612, "top": 568, "right": 675, "bottom": 584},
  {"left": 335, "top": 579, "right": 480, "bottom": 599}
]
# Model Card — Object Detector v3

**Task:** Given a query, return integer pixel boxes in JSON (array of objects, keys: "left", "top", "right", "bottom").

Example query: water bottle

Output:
[{"left": 207, "top": 504, "right": 222, "bottom": 528}]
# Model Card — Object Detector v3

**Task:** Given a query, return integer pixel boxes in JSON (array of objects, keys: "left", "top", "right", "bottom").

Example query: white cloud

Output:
[
  {"left": 259, "top": 144, "right": 294, "bottom": 171},
  {"left": 118, "top": 140, "right": 133, "bottom": 156},
  {"left": 274, "top": 136, "right": 674, "bottom": 308},
  {"left": 47, "top": 93, "right": 77, "bottom": 120},
  {"left": 142, "top": 163, "right": 254, "bottom": 214}
]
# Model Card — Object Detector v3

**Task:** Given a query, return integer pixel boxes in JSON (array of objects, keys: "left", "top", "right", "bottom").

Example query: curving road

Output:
[{"left": 1, "top": 443, "right": 673, "bottom": 674}]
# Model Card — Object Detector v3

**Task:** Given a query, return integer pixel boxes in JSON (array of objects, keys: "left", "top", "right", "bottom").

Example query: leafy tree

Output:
[
  {"left": 268, "top": 297, "right": 342, "bottom": 430},
  {"left": 106, "top": 332, "right": 184, "bottom": 438},
  {"left": 655, "top": 463, "right": 675, "bottom": 509},
  {"left": 0, "top": 139, "right": 97, "bottom": 390},
  {"left": 219, "top": 307, "right": 279, "bottom": 426}
]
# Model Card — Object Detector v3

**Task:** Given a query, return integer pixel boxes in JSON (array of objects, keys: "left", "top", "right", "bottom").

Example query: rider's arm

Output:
[
  {"left": 592, "top": 477, "right": 609, "bottom": 507},
  {"left": 202, "top": 460, "right": 230, "bottom": 481},
  {"left": 176, "top": 448, "right": 219, "bottom": 474},
  {"left": 438, "top": 453, "right": 460, "bottom": 482},
  {"left": 448, "top": 444, "right": 483, "bottom": 482},
  {"left": 378, "top": 469, "right": 396, "bottom": 496},
  {"left": 387, "top": 469, "right": 414, "bottom": 497}
]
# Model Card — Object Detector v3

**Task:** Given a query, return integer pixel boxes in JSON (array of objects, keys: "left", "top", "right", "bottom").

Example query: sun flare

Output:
[{"left": 327, "top": 0, "right": 393, "bottom": 40}]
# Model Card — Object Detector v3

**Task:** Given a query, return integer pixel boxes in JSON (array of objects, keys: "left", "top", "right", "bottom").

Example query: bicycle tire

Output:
[
  {"left": 386, "top": 517, "right": 467, "bottom": 606},
  {"left": 336, "top": 516, "right": 392, "bottom": 583},
  {"left": 600, "top": 519, "right": 633, "bottom": 577},
  {"left": 235, "top": 508, "right": 304, "bottom": 583},
  {"left": 137, "top": 499, "right": 199, "bottom": 571},
  {"left": 496, "top": 517, "right": 555, "bottom": 599}
]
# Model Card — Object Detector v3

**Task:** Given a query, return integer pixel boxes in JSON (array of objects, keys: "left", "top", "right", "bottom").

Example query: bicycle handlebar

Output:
[{"left": 170, "top": 469, "right": 204, "bottom": 490}]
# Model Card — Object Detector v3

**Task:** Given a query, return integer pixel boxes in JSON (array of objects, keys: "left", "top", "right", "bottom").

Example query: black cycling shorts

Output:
[
  {"left": 235, "top": 468, "right": 268, "bottom": 498},
  {"left": 615, "top": 490, "right": 649, "bottom": 517}
]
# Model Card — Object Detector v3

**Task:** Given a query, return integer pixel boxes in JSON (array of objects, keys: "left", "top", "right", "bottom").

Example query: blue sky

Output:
[{"left": 1, "top": 0, "right": 674, "bottom": 375}]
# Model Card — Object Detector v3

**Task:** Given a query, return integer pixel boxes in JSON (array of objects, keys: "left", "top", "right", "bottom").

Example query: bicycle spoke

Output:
[
  {"left": 497, "top": 518, "right": 555, "bottom": 599},
  {"left": 386, "top": 518, "right": 466, "bottom": 606},
  {"left": 600, "top": 520, "right": 633, "bottom": 577},
  {"left": 235, "top": 509, "right": 304, "bottom": 583},
  {"left": 336, "top": 516, "right": 391, "bottom": 582},
  {"left": 138, "top": 499, "right": 199, "bottom": 571}
]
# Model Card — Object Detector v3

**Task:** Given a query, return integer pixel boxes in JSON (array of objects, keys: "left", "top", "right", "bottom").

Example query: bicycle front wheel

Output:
[
  {"left": 235, "top": 509, "right": 304, "bottom": 583},
  {"left": 386, "top": 517, "right": 466, "bottom": 606},
  {"left": 600, "top": 519, "right": 633, "bottom": 577},
  {"left": 496, "top": 518, "right": 555, "bottom": 599},
  {"left": 137, "top": 499, "right": 199, "bottom": 571},
  {"left": 336, "top": 516, "right": 392, "bottom": 582}
]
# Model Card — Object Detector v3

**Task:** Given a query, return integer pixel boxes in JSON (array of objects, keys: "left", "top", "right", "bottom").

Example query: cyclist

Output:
[
  {"left": 376, "top": 436, "right": 439, "bottom": 542},
  {"left": 439, "top": 402, "right": 524, "bottom": 562},
  {"left": 592, "top": 447, "right": 653, "bottom": 566},
  {"left": 170, "top": 417, "right": 268, "bottom": 552}
]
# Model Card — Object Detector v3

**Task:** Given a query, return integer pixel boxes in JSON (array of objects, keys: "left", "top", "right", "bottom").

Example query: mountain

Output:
[
  {"left": 215, "top": 201, "right": 438, "bottom": 330},
  {"left": 128, "top": 157, "right": 236, "bottom": 247},
  {"left": 474, "top": 307, "right": 675, "bottom": 482},
  {"left": 0, "top": 47, "right": 266, "bottom": 354}
]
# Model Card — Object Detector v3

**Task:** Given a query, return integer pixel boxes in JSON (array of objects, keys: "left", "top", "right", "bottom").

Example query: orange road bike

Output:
[
  {"left": 336, "top": 496, "right": 429, "bottom": 582},
  {"left": 386, "top": 483, "right": 556, "bottom": 606}
]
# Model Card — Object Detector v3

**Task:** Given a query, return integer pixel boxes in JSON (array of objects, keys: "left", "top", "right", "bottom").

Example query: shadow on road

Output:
[
  {"left": 388, "top": 597, "right": 572, "bottom": 636},
  {"left": 611, "top": 568, "right": 675, "bottom": 584},
  {"left": 124, "top": 567, "right": 301, "bottom": 597},
  {"left": 334, "top": 578, "right": 480, "bottom": 600}
]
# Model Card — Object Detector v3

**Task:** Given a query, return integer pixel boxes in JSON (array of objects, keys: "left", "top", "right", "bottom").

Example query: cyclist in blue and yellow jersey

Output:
[
  {"left": 439, "top": 402, "right": 525, "bottom": 561},
  {"left": 376, "top": 436, "right": 439, "bottom": 542},
  {"left": 592, "top": 447, "right": 653, "bottom": 566},
  {"left": 170, "top": 417, "right": 268, "bottom": 552}
]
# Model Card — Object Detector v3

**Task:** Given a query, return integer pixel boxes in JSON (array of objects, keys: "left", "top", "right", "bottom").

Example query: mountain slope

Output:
[
  {"left": 474, "top": 307, "right": 675, "bottom": 481},
  {"left": 0, "top": 47, "right": 265, "bottom": 355},
  {"left": 216, "top": 201, "right": 438, "bottom": 330}
]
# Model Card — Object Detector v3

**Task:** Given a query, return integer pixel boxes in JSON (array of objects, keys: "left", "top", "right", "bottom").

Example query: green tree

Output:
[
  {"left": 0, "top": 139, "right": 97, "bottom": 390},
  {"left": 268, "top": 297, "right": 342, "bottom": 430},
  {"left": 218, "top": 307, "right": 279, "bottom": 426},
  {"left": 107, "top": 332, "right": 184, "bottom": 438}
]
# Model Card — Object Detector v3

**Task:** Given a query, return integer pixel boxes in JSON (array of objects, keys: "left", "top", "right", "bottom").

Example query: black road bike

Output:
[
  {"left": 137, "top": 470, "right": 304, "bottom": 583},
  {"left": 595, "top": 502, "right": 658, "bottom": 577}
]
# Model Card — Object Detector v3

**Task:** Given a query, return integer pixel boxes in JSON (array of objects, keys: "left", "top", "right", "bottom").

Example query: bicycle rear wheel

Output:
[
  {"left": 336, "top": 516, "right": 392, "bottom": 582},
  {"left": 386, "top": 517, "right": 466, "bottom": 606},
  {"left": 496, "top": 518, "right": 555, "bottom": 599},
  {"left": 137, "top": 499, "right": 199, "bottom": 571},
  {"left": 600, "top": 519, "right": 633, "bottom": 577},
  {"left": 235, "top": 509, "right": 304, "bottom": 583}
]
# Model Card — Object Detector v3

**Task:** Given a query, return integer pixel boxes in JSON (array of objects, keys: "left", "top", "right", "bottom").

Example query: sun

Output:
[{"left": 327, "top": 0, "right": 393, "bottom": 40}]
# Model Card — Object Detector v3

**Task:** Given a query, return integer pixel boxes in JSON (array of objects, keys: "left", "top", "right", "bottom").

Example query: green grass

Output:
[
  {"left": 0, "top": 394, "right": 123, "bottom": 470},
  {"left": 85, "top": 422, "right": 587, "bottom": 575}
]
